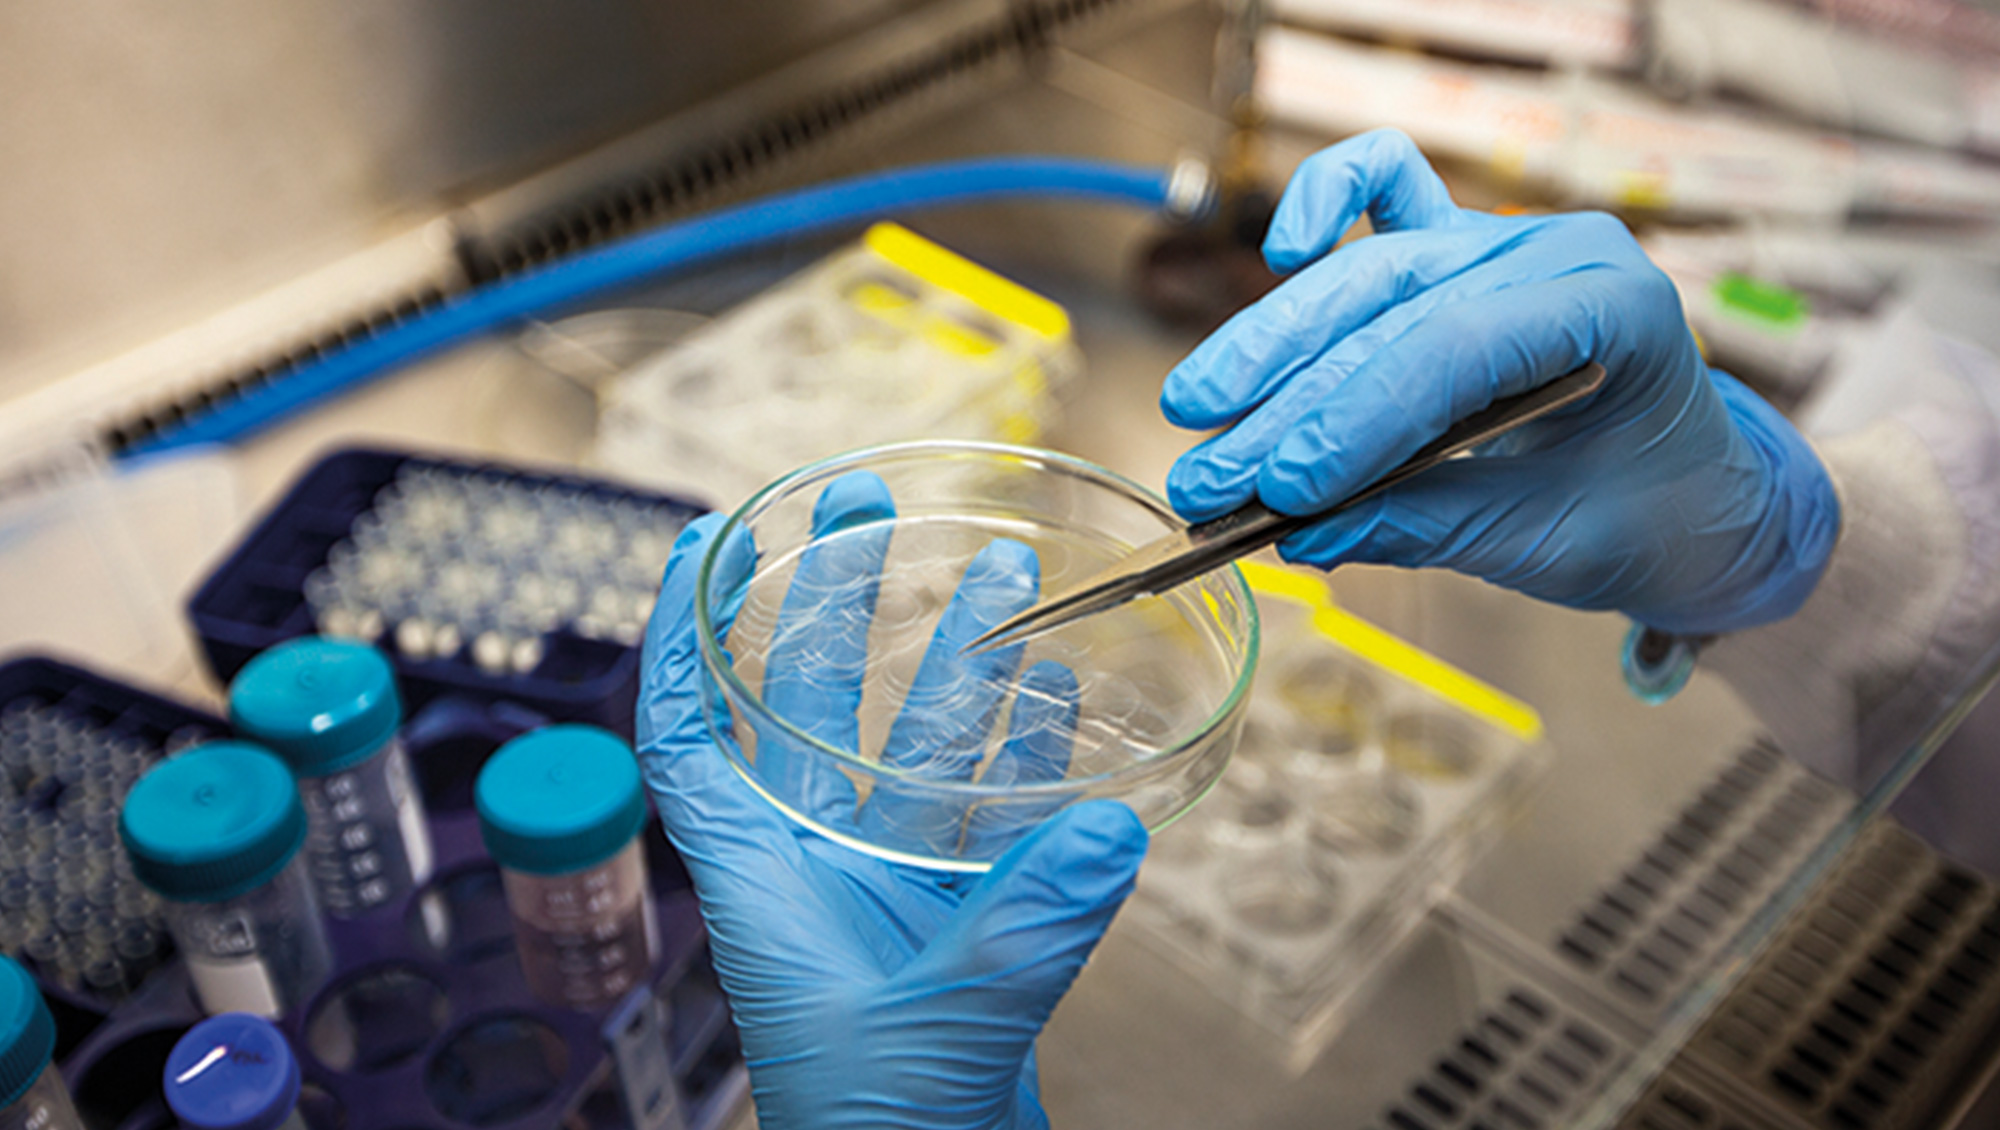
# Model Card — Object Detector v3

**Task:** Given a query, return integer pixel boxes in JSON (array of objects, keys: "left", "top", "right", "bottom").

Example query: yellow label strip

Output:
[
  {"left": 863, "top": 223, "right": 1071, "bottom": 340},
  {"left": 1238, "top": 559, "right": 1332, "bottom": 610},
  {"left": 1239, "top": 560, "right": 1544, "bottom": 741}
]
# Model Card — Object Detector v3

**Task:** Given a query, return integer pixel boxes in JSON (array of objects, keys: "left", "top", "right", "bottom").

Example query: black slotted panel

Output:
[
  {"left": 1360, "top": 983, "right": 1808, "bottom": 1130},
  {"left": 1686, "top": 821, "right": 2000, "bottom": 1130},
  {"left": 1617, "top": 1073, "right": 1791, "bottom": 1130},
  {"left": 1379, "top": 740, "right": 2000, "bottom": 1130},
  {"left": 1555, "top": 744, "right": 1846, "bottom": 1009},
  {"left": 1370, "top": 988, "right": 1623, "bottom": 1130},
  {"left": 104, "top": 286, "right": 451, "bottom": 455}
]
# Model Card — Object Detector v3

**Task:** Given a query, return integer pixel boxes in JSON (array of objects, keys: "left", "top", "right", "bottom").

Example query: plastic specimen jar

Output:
[
  {"left": 228, "top": 637, "right": 435, "bottom": 917},
  {"left": 0, "top": 956, "right": 83, "bottom": 1130},
  {"left": 120, "top": 743, "right": 332, "bottom": 1018},
  {"left": 475, "top": 725, "right": 657, "bottom": 1010},
  {"left": 696, "top": 440, "right": 1258, "bottom": 871},
  {"left": 163, "top": 1012, "right": 304, "bottom": 1130}
]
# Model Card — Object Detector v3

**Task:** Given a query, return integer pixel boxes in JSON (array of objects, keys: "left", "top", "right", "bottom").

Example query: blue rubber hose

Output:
[{"left": 120, "top": 157, "right": 1185, "bottom": 458}]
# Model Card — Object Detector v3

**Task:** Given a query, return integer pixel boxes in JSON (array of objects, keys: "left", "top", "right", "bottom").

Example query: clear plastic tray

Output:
[
  {"left": 1125, "top": 562, "right": 1551, "bottom": 1070},
  {"left": 593, "top": 223, "right": 1082, "bottom": 506}
]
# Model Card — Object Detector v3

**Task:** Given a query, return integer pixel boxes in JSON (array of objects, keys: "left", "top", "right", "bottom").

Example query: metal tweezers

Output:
[{"left": 963, "top": 361, "right": 1608, "bottom": 656}]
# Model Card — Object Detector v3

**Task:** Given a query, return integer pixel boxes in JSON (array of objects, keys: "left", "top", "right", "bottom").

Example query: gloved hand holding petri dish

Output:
[{"left": 688, "top": 440, "right": 1258, "bottom": 870}]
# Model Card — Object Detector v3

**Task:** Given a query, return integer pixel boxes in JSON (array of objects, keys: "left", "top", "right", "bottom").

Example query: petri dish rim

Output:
[{"left": 695, "top": 439, "right": 1260, "bottom": 802}]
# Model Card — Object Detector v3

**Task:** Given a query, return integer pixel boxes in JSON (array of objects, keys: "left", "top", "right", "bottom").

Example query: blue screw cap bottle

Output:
[{"left": 163, "top": 1013, "right": 303, "bottom": 1130}]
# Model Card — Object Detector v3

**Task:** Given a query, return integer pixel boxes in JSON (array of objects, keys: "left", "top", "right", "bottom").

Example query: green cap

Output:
[
  {"left": 1714, "top": 271, "right": 1809, "bottom": 329},
  {"left": 0, "top": 957, "right": 55, "bottom": 1111},
  {"left": 229, "top": 637, "right": 401, "bottom": 776},
  {"left": 476, "top": 726, "right": 647, "bottom": 876},
  {"left": 120, "top": 743, "right": 308, "bottom": 903}
]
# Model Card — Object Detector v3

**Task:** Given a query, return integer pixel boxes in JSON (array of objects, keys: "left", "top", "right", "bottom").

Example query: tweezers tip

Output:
[
  {"left": 958, "top": 628, "right": 1013, "bottom": 657},
  {"left": 961, "top": 613, "right": 1048, "bottom": 656}
]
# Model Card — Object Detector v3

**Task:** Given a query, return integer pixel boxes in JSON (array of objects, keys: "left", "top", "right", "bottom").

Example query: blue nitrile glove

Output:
[
  {"left": 1163, "top": 130, "right": 1840, "bottom": 635},
  {"left": 636, "top": 478, "right": 1148, "bottom": 1130}
]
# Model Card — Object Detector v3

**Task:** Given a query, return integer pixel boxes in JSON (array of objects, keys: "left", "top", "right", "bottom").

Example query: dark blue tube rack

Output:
[
  {"left": 0, "top": 660, "right": 744, "bottom": 1130},
  {"left": 185, "top": 447, "right": 709, "bottom": 740},
  {"left": 0, "top": 656, "right": 229, "bottom": 1053}
]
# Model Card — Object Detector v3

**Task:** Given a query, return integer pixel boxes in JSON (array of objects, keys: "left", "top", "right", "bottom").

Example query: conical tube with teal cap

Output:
[
  {"left": 229, "top": 637, "right": 433, "bottom": 918},
  {"left": 0, "top": 956, "right": 82, "bottom": 1130},
  {"left": 476, "top": 725, "right": 656, "bottom": 1009},
  {"left": 120, "top": 743, "right": 332, "bottom": 1018}
]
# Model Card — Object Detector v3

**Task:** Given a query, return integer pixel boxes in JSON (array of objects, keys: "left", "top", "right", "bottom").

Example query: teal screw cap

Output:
[
  {"left": 229, "top": 637, "right": 402, "bottom": 777},
  {"left": 0, "top": 956, "right": 55, "bottom": 1111},
  {"left": 120, "top": 742, "right": 308, "bottom": 903},
  {"left": 476, "top": 725, "right": 647, "bottom": 876}
]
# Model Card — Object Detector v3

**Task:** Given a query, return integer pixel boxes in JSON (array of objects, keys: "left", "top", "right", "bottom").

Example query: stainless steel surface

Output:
[
  {"left": 0, "top": 0, "right": 1021, "bottom": 400},
  {"left": 194, "top": 260, "right": 1979, "bottom": 1130},
  {"left": 453, "top": 0, "right": 1178, "bottom": 262},
  {"left": 965, "top": 362, "right": 1608, "bottom": 655},
  {"left": 0, "top": 0, "right": 1196, "bottom": 470}
]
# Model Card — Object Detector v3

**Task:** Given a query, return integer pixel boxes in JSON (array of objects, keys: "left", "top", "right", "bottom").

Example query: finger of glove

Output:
[
  {"left": 636, "top": 515, "right": 826, "bottom": 913},
  {"left": 962, "top": 660, "right": 1079, "bottom": 863},
  {"left": 1165, "top": 233, "right": 1556, "bottom": 520},
  {"left": 639, "top": 513, "right": 753, "bottom": 760},
  {"left": 1255, "top": 275, "right": 1609, "bottom": 518},
  {"left": 1272, "top": 433, "right": 1687, "bottom": 619},
  {"left": 1161, "top": 223, "right": 1530, "bottom": 433},
  {"left": 1270, "top": 453, "right": 1592, "bottom": 583},
  {"left": 894, "top": 801, "right": 1146, "bottom": 1059},
  {"left": 759, "top": 471, "right": 898, "bottom": 824},
  {"left": 1263, "top": 129, "right": 1465, "bottom": 275},
  {"left": 858, "top": 538, "right": 1041, "bottom": 859},
  {"left": 801, "top": 673, "right": 1077, "bottom": 973},
  {"left": 636, "top": 515, "right": 957, "bottom": 1000}
]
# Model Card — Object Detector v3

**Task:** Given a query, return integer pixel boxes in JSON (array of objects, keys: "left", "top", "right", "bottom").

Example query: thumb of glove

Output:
[{"left": 892, "top": 801, "right": 1148, "bottom": 1072}]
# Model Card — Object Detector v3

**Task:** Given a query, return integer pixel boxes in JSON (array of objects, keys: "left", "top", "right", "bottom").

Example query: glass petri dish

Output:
[{"left": 696, "top": 441, "right": 1258, "bottom": 870}]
